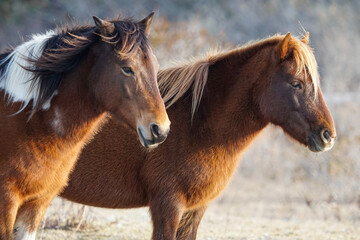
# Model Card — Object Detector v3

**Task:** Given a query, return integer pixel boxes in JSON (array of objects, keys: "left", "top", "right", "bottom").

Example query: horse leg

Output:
[
  {"left": 176, "top": 206, "right": 207, "bottom": 240},
  {"left": 150, "top": 198, "right": 184, "bottom": 240},
  {"left": 0, "top": 188, "right": 21, "bottom": 240},
  {"left": 13, "top": 194, "right": 55, "bottom": 240}
]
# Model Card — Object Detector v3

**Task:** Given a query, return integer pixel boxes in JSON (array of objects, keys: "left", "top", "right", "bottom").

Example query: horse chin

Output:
[
  {"left": 280, "top": 125, "right": 309, "bottom": 149},
  {"left": 307, "top": 137, "right": 324, "bottom": 152}
]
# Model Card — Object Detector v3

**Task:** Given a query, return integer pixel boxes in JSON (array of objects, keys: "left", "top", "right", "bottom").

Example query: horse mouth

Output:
[{"left": 137, "top": 127, "right": 158, "bottom": 149}]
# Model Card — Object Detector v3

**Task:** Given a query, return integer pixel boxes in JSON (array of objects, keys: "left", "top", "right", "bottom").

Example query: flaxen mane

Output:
[
  {"left": 158, "top": 34, "right": 319, "bottom": 119},
  {"left": 0, "top": 17, "right": 150, "bottom": 115}
]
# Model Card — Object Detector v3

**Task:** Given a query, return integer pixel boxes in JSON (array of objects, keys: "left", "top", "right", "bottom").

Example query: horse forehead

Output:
[
  {"left": 287, "top": 59, "right": 315, "bottom": 78},
  {"left": 137, "top": 49, "right": 158, "bottom": 74}
]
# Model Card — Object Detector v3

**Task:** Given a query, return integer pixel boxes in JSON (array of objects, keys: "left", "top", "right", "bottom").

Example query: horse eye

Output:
[
  {"left": 121, "top": 67, "right": 134, "bottom": 76},
  {"left": 290, "top": 81, "right": 302, "bottom": 90}
]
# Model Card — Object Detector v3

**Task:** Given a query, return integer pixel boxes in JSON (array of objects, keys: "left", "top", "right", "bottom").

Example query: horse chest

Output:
[
  {"left": 13, "top": 142, "right": 82, "bottom": 198},
  {"left": 182, "top": 153, "right": 239, "bottom": 208}
]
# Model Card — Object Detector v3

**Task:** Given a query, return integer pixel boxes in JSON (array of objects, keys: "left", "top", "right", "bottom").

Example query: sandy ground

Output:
[{"left": 38, "top": 175, "right": 360, "bottom": 240}]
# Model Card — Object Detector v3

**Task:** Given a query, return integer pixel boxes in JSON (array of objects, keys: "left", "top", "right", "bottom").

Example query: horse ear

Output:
[
  {"left": 301, "top": 32, "right": 309, "bottom": 44},
  {"left": 278, "top": 32, "right": 292, "bottom": 61},
  {"left": 138, "top": 12, "right": 154, "bottom": 36},
  {"left": 93, "top": 16, "right": 115, "bottom": 36}
]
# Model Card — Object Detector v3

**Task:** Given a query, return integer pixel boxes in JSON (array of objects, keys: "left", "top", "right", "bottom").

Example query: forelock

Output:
[
  {"left": 98, "top": 18, "right": 150, "bottom": 58},
  {"left": 289, "top": 37, "right": 319, "bottom": 98}
]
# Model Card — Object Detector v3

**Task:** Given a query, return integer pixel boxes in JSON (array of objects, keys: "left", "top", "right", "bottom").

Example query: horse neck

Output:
[
  {"left": 37, "top": 49, "right": 106, "bottom": 144},
  {"left": 192, "top": 46, "right": 273, "bottom": 155}
]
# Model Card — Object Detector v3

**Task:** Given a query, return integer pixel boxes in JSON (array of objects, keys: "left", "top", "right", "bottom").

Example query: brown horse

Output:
[
  {"left": 61, "top": 33, "right": 336, "bottom": 240},
  {"left": 0, "top": 13, "right": 170, "bottom": 240}
]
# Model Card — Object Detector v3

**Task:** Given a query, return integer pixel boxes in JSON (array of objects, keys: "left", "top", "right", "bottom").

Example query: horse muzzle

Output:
[
  {"left": 307, "top": 128, "right": 336, "bottom": 152},
  {"left": 137, "top": 123, "right": 170, "bottom": 149}
]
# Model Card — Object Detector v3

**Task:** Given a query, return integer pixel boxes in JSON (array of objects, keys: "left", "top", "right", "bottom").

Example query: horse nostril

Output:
[
  {"left": 150, "top": 123, "right": 160, "bottom": 138},
  {"left": 321, "top": 129, "right": 331, "bottom": 143}
]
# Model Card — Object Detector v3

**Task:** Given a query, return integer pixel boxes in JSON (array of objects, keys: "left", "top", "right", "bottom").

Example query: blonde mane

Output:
[
  {"left": 158, "top": 53, "right": 214, "bottom": 120},
  {"left": 158, "top": 34, "right": 319, "bottom": 119}
]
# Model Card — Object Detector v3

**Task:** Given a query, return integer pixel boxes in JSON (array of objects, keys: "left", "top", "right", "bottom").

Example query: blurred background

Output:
[{"left": 1, "top": 0, "right": 359, "bottom": 239}]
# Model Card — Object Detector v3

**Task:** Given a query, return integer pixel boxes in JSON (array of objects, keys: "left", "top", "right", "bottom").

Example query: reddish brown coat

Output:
[{"left": 62, "top": 33, "right": 336, "bottom": 240}]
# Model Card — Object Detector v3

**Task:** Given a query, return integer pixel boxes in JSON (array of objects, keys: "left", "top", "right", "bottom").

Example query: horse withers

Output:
[
  {"left": 0, "top": 13, "right": 169, "bottom": 240},
  {"left": 61, "top": 33, "right": 336, "bottom": 240}
]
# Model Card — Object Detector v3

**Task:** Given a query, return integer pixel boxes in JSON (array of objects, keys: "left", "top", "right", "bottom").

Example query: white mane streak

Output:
[{"left": 0, "top": 30, "right": 56, "bottom": 111}]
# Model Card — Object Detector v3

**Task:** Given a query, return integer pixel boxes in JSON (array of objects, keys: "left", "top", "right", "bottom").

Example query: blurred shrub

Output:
[{"left": 0, "top": 0, "right": 46, "bottom": 22}]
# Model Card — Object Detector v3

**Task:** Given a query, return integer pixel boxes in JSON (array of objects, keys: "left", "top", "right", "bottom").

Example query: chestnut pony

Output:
[
  {"left": 0, "top": 13, "right": 170, "bottom": 240},
  {"left": 62, "top": 33, "right": 336, "bottom": 240}
]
